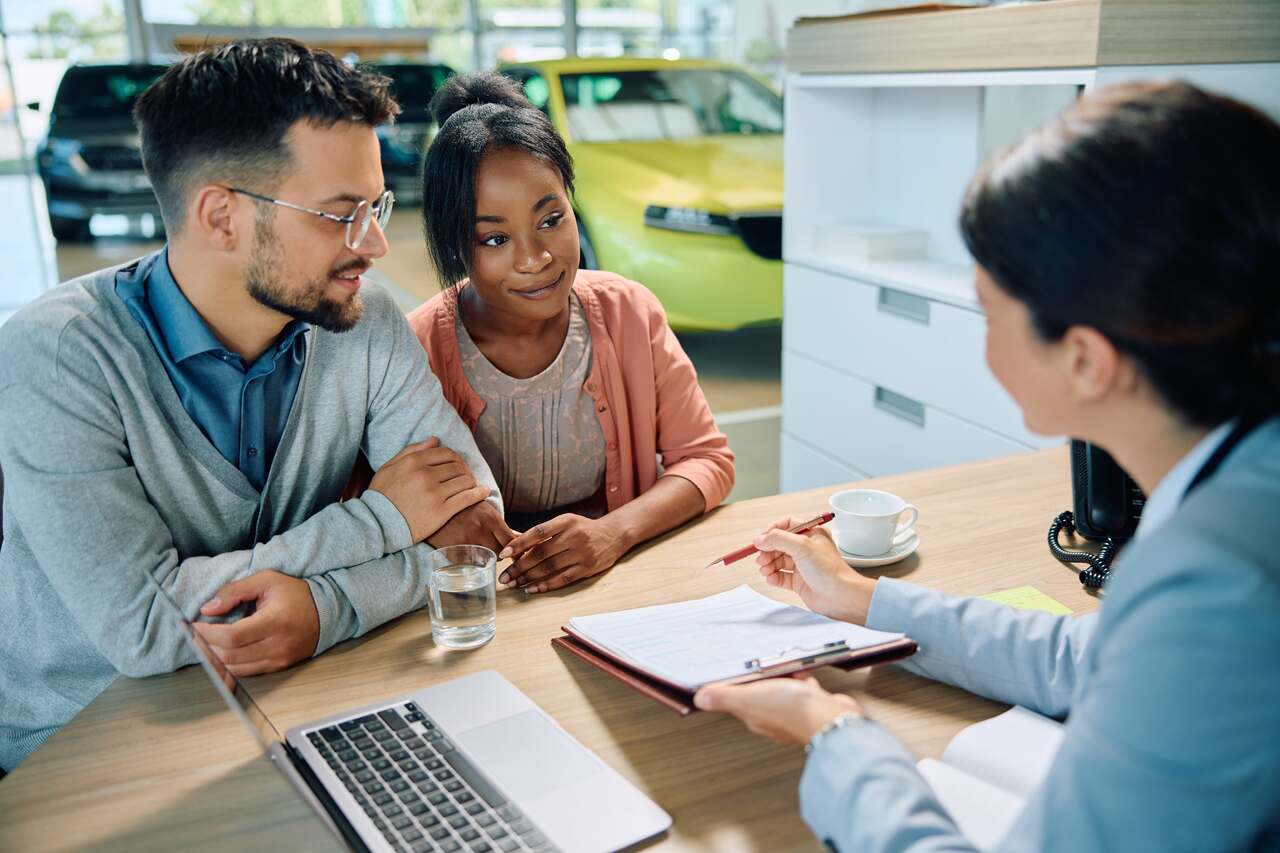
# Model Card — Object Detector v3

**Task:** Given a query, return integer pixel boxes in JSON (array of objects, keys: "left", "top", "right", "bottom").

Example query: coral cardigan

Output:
[{"left": 406, "top": 270, "right": 735, "bottom": 514}]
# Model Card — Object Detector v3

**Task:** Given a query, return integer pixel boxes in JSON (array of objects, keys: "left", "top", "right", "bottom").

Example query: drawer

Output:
[
  {"left": 781, "top": 432, "right": 869, "bottom": 493},
  {"left": 782, "top": 351, "right": 1033, "bottom": 477},
  {"left": 784, "top": 262, "right": 1055, "bottom": 447}
]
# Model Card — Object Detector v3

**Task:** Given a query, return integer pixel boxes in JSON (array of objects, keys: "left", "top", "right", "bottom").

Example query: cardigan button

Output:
[
  {"left": 609, "top": 485, "right": 619, "bottom": 493},
  {"left": 597, "top": 404, "right": 608, "bottom": 413},
  {"left": 607, "top": 442, "right": 617, "bottom": 450}
]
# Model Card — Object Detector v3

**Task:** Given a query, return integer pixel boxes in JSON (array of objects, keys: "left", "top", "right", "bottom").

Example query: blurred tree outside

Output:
[
  {"left": 26, "top": 2, "right": 124, "bottom": 59},
  {"left": 186, "top": 0, "right": 478, "bottom": 26}
]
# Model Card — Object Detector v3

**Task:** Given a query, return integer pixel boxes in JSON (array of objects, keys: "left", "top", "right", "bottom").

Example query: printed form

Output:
[{"left": 566, "top": 585, "right": 904, "bottom": 690}]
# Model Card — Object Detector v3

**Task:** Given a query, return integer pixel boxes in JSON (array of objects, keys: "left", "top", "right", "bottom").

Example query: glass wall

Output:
[
  {"left": 141, "top": 0, "right": 733, "bottom": 71},
  {"left": 0, "top": 0, "right": 106, "bottom": 321},
  {"left": 477, "top": 0, "right": 733, "bottom": 69}
]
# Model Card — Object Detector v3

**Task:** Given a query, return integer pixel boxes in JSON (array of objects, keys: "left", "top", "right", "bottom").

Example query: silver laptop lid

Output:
[{"left": 142, "top": 571, "right": 282, "bottom": 755}]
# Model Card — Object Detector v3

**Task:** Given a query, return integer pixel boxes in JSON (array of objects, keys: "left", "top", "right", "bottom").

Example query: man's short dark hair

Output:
[{"left": 134, "top": 38, "right": 399, "bottom": 233}]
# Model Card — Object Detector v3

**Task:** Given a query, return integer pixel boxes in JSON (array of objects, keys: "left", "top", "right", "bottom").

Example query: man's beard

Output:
[{"left": 245, "top": 214, "right": 365, "bottom": 333}]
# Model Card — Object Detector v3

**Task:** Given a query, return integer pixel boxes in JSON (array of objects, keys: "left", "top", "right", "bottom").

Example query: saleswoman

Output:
[{"left": 696, "top": 81, "right": 1280, "bottom": 851}]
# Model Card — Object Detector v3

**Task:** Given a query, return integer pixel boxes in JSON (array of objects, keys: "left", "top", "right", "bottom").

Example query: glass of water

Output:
[{"left": 427, "top": 545, "right": 497, "bottom": 650}]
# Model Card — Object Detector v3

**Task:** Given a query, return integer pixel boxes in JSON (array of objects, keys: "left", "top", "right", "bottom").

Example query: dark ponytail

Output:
[
  {"left": 421, "top": 71, "right": 575, "bottom": 287},
  {"left": 960, "top": 81, "right": 1280, "bottom": 425}
]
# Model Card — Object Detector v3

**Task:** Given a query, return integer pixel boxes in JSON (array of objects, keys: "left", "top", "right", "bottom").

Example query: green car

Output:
[{"left": 501, "top": 58, "right": 783, "bottom": 331}]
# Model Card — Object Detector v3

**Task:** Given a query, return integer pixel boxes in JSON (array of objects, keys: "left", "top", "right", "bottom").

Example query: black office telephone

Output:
[{"left": 1048, "top": 441, "right": 1146, "bottom": 592}]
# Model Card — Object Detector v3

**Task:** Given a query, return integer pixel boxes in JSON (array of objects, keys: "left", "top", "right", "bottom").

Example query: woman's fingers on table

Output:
[
  {"left": 511, "top": 550, "right": 577, "bottom": 586},
  {"left": 499, "top": 515, "right": 573, "bottom": 560},
  {"left": 522, "top": 564, "right": 591, "bottom": 594},
  {"left": 501, "top": 534, "right": 572, "bottom": 584}
]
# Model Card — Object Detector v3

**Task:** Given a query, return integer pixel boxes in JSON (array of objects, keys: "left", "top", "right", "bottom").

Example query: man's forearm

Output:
[{"left": 307, "top": 543, "right": 434, "bottom": 654}]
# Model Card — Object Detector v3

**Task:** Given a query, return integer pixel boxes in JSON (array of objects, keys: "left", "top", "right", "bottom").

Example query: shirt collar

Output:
[
  {"left": 147, "top": 247, "right": 232, "bottom": 363},
  {"left": 147, "top": 246, "right": 311, "bottom": 365},
  {"left": 1134, "top": 419, "right": 1236, "bottom": 541}
]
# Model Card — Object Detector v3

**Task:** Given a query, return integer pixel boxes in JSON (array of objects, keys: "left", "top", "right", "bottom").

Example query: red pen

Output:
[{"left": 704, "top": 512, "right": 835, "bottom": 569}]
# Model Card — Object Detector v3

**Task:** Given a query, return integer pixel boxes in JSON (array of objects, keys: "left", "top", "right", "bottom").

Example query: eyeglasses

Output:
[{"left": 228, "top": 187, "right": 395, "bottom": 250}]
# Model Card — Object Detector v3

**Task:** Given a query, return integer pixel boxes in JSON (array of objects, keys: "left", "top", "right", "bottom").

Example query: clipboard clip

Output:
[{"left": 743, "top": 640, "right": 852, "bottom": 675}]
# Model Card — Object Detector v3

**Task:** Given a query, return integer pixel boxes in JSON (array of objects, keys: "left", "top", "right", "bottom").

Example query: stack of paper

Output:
[{"left": 812, "top": 220, "right": 928, "bottom": 264}]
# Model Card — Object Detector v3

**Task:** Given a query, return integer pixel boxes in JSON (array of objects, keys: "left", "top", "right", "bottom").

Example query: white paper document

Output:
[
  {"left": 917, "top": 706, "right": 1066, "bottom": 850},
  {"left": 565, "top": 584, "right": 905, "bottom": 691}
]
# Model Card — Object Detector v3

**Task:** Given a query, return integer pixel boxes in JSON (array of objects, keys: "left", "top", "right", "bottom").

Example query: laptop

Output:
[{"left": 144, "top": 572, "right": 671, "bottom": 853}]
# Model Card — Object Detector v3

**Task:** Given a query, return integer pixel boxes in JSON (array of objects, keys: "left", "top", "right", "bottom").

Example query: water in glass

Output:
[{"left": 429, "top": 561, "right": 496, "bottom": 649}]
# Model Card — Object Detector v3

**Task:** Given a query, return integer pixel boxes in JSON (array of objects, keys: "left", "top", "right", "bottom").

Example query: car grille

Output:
[
  {"left": 46, "top": 179, "right": 155, "bottom": 202},
  {"left": 80, "top": 146, "right": 144, "bottom": 172},
  {"left": 734, "top": 214, "right": 782, "bottom": 260}
]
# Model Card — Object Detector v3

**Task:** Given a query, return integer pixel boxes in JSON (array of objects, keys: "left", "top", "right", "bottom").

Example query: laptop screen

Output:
[{"left": 142, "top": 571, "right": 282, "bottom": 754}]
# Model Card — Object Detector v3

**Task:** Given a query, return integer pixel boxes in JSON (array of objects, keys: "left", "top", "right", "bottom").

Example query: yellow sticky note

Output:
[{"left": 980, "top": 585, "right": 1073, "bottom": 615}]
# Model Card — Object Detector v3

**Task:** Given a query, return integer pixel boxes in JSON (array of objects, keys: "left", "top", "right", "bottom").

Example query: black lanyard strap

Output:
[{"left": 1183, "top": 416, "right": 1265, "bottom": 501}]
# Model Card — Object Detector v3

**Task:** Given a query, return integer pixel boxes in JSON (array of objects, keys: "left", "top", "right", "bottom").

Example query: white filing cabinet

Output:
[{"left": 779, "top": 54, "right": 1280, "bottom": 491}]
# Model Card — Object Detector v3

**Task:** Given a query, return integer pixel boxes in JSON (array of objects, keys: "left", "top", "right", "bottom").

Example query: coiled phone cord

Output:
[{"left": 1047, "top": 511, "right": 1117, "bottom": 591}]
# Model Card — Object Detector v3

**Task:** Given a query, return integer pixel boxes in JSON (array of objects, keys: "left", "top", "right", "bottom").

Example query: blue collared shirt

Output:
[{"left": 118, "top": 248, "right": 309, "bottom": 491}]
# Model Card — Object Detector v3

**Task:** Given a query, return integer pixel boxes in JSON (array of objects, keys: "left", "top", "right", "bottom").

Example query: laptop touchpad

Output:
[{"left": 458, "top": 710, "right": 603, "bottom": 799}]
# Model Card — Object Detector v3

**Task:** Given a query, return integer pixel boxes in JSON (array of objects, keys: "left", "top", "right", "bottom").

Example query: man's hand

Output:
[
  {"left": 694, "top": 673, "right": 863, "bottom": 746},
  {"left": 192, "top": 571, "right": 320, "bottom": 677},
  {"left": 428, "top": 500, "right": 516, "bottom": 554},
  {"left": 497, "top": 514, "right": 627, "bottom": 593},
  {"left": 369, "top": 437, "right": 492, "bottom": 542}
]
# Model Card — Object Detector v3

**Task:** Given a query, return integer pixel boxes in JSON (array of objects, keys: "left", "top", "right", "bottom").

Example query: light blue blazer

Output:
[{"left": 800, "top": 418, "right": 1280, "bottom": 852}]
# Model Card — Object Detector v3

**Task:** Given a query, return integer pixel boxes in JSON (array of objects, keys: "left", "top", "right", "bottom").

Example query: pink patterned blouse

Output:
[{"left": 455, "top": 293, "right": 607, "bottom": 515}]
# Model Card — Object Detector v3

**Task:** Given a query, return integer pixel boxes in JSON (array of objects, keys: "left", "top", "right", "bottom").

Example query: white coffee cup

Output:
[{"left": 828, "top": 489, "right": 919, "bottom": 557}]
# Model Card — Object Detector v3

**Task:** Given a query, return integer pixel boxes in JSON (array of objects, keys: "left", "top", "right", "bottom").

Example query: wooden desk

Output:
[{"left": 0, "top": 447, "right": 1096, "bottom": 851}]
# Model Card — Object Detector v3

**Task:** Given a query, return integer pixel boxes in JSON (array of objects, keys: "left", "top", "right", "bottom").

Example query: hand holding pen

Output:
[
  {"left": 705, "top": 512, "right": 835, "bottom": 569},
  {"left": 723, "top": 515, "right": 878, "bottom": 627}
]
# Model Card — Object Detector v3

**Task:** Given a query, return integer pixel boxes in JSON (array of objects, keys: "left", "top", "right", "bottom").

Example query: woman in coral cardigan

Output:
[{"left": 407, "top": 72, "right": 735, "bottom": 595}]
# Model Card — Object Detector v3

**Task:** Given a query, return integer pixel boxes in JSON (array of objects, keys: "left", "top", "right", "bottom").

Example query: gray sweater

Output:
[{"left": 0, "top": 252, "right": 499, "bottom": 771}]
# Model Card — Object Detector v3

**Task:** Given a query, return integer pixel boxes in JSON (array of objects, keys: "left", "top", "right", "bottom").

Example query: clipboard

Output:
[{"left": 552, "top": 628, "right": 918, "bottom": 716}]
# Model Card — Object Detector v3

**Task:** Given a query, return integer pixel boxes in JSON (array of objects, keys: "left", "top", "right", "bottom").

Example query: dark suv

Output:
[
  {"left": 34, "top": 63, "right": 168, "bottom": 242},
  {"left": 369, "top": 62, "right": 454, "bottom": 205}
]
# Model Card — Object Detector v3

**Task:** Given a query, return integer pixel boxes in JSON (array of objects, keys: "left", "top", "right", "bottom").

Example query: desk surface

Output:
[{"left": 0, "top": 447, "right": 1097, "bottom": 852}]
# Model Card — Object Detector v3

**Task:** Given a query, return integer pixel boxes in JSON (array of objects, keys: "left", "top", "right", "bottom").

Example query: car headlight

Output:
[
  {"left": 42, "top": 137, "right": 89, "bottom": 174},
  {"left": 381, "top": 125, "right": 427, "bottom": 154},
  {"left": 643, "top": 205, "right": 735, "bottom": 236},
  {"left": 48, "top": 137, "right": 82, "bottom": 157}
]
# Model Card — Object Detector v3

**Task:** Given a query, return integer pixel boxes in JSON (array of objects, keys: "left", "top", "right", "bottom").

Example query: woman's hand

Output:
[
  {"left": 694, "top": 673, "right": 863, "bottom": 746},
  {"left": 428, "top": 500, "right": 516, "bottom": 554},
  {"left": 368, "top": 438, "right": 492, "bottom": 543},
  {"left": 754, "top": 517, "right": 877, "bottom": 625},
  {"left": 498, "top": 514, "right": 627, "bottom": 593}
]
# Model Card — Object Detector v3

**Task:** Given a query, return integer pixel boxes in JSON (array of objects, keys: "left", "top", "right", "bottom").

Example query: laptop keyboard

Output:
[{"left": 307, "top": 702, "right": 560, "bottom": 853}]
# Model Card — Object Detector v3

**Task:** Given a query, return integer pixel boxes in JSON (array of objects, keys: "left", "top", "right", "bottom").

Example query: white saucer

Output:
[{"left": 838, "top": 531, "right": 920, "bottom": 568}]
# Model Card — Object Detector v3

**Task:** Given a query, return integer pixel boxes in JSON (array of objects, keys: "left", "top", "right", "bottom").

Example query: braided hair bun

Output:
[{"left": 429, "top": 71, "right": 531, "bottom": 126}]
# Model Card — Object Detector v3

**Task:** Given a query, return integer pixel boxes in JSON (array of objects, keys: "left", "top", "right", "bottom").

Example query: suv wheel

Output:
[{"left": 50, "top": 216, "right": 92, "bottom": 244}]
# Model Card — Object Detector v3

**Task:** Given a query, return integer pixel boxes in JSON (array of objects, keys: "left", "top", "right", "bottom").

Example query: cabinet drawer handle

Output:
[
  {"left": 877, "top": 287, "right": 931, "bottom": 325},
  {"left": 874, "top": 386, "right": 926, "bottom": 427}
]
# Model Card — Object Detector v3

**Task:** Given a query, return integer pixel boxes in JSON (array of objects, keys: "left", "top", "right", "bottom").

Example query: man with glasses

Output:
[{"left": 0, "top": 39, "right": 513, "bottom": 773}]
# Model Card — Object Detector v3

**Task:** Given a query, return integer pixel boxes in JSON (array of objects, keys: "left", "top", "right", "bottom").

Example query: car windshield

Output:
[
  {"left": 376, "top": 64, "right": 454, "bottom": 123},
  {"left": 51, "top": 65, "right": 167, "bottom": 119},
  {"left": 559, "top": 68, "right": 782, "bottom": 143}
]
